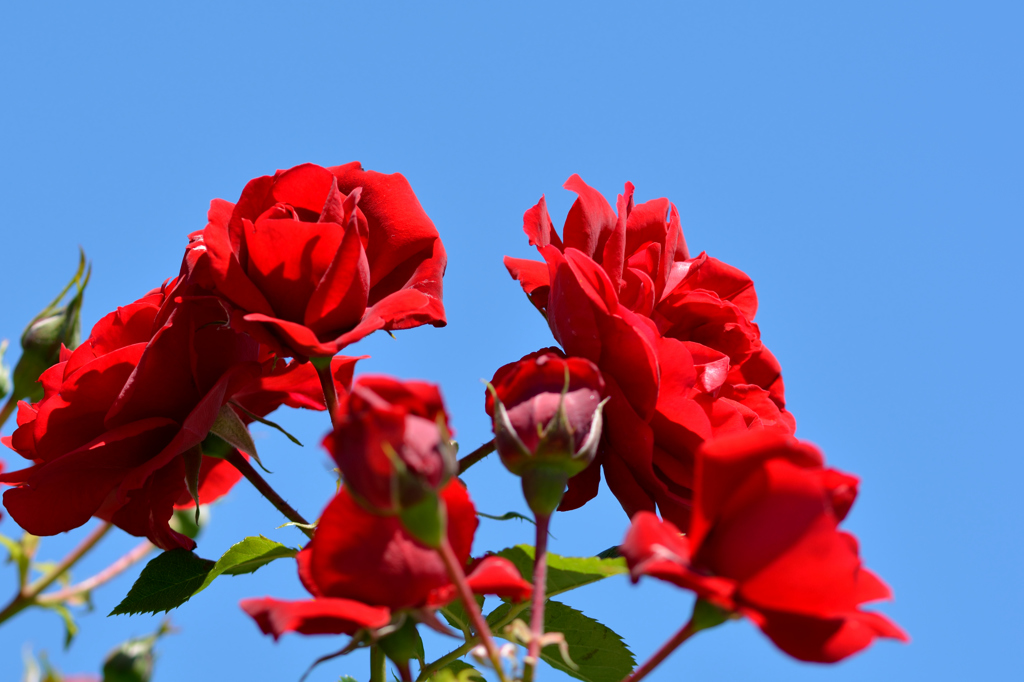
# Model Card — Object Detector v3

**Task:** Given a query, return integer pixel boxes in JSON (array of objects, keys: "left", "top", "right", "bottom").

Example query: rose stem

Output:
[
  {"left": 397, "top": 660, "right": 413, "bottom": 682},
  {"left": 227, "top": 450, "right": 314, "bottom": 539},
  {"left": 37, "top": 539, "right": 154, "bottom": 605},
  {"left": 417, "top": 598, "right": 531, "bottom": 681},
  {"left": 312, "top": 357, "right": 342, "bottom": 430},
  {"left": 370, "top": 644, "right": 387, "bottom": 682},
  {"left": 620, "top": 617, "right": 698, "bottom": 682},
  {"left": 457, "top": 439, "right": 496, "bottom": 474},
  {"left": 523, "top": 513, "right": 551, "bottom": 682},
  {"left": 0, "top": 521, "right": 113, "bottom": 625},
  {"left": 436, "top": 537, "right": 510, "bottom": 682}
]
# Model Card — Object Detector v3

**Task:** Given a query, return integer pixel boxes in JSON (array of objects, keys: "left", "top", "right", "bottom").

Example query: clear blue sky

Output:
[{"left": 1, "top": 2, "right": 1021, "bottom": 680}]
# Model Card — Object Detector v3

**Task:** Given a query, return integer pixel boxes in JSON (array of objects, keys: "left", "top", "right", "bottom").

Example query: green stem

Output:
[
  {"left": 370, "top": 644, "right": 387, "bottom": 682},
  {"left": 227, "top": 451, "right": 314, "bottom": 539},
  {"left": 457, "top": 439, "right": 495, "bottom": 474},
  {"left": 0, "top": 521, "right": 113, "bottom": 626},
  {"left": 0, "top": 394, "right": 18, "bottom": 431},
  {"left": 523, "top": 513, "right": 551, "bottom": 682},
  {"left": 312, "top": 357, "right": 342, "bottom": 430},
  {"left": 436, "top": 537, "right": 509, "bottom": 682},
  {"left": 620, "top": 617, "right": 698, "bottom": 682},
  {"left": 417, "top": 602, "right": 530, "bottom": 682}
]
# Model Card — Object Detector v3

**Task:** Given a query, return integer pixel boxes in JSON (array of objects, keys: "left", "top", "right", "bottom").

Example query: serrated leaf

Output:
[
  {"left": 109, "top": 549, "right": 214, "bottom": 616},
  {"left": 496, "top": 545, "right": 627, "bottom": 597},
  {"left": 194, "top": 536, "right": 298, "bottom": 595},
  {"left": 497, "top": 600, "right": 635, "bottom": 682},
  {"left": 440, "top": 594, "right": 483, "bottom": 636}
]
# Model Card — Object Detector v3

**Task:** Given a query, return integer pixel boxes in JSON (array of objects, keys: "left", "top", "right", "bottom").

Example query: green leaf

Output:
[
  {"left": 595, "top": 546, "right": 621, "bottom": 560},
  {"left": 440, "top": 594, "right": 484, "bottom": 636},
  {"left": 0, "top": 533, "right": 30, "bottom": 586},
  {"left": 109, "top": 549, "right": 214, "bottom": 616},
  {"left": 194, "top": 536, "right": 298, "bottom": 594},
  {"left": 44, "top": 603, "right": 78, "bottom": 649},
  {"left": 431, "top": 660, "right": 485, "bottom": 681},
  {"left": 338, "top": 677, "right": 359, "bottom": 682},
  {"left": 497, "top": 600, "right": 635, "bottom": 682},
  {"left": 495, "top": 545, "right": 627, "bottom": 597}
]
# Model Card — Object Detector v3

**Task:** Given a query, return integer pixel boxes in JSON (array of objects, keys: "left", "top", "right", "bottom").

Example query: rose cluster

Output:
[{"left": 0, "top": 163, "right": 903, "bottom": 680}]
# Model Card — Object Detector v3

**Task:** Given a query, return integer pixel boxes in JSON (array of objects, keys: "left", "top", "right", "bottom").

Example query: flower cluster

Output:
[{"left": 0, "top": 164, "right": 903, "bottom": 681}]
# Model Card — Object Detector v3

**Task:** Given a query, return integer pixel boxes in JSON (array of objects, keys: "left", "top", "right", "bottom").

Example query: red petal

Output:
[
  {"left": 523, "top": 195, "right": 563, "bottom": 250},
  {"left": 562, "top": 174, "right": 617, "bottom": 260},
  {"left": 240, "top": 597, "right": 391, "bottom": 640},
  {"left": 465, "top": 556, "right": 532, "bottom": 601}
]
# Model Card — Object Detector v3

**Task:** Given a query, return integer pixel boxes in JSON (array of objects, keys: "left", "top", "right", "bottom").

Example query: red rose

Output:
[
  {"left": 323, "top": 376, "right": 456, "bottom": 514},
  {"left": 203, "top": 162, "right": 447, "bottom": 360},
  {"left": 505, "top": 176, "right": 795, "bottom": 530},
  {"left": 485, "top": 349, "right": 606, "bottom": 514},
  {"left": 0, "top": 267, "right": 339, "bottom": 550},
  {"left": 620, "top": 431, "right": 907, "bottom": 663},
  {"left": 240, "top": 480, "right": 531, "bottom": 640}
]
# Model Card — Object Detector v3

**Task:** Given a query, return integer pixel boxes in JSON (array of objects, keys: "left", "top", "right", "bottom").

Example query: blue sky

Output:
[{"left": 1, "top": 2, "right": 1021, "bottom": 680}]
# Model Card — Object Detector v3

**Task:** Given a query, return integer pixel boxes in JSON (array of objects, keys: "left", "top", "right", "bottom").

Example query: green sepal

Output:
[
  {"left": 520, "top": 466, "right": 569, "bottom": 517},
  {"left": 690, "top": 598, "right": 730, "bottom": 633},
  {"left": 398, "top": 489, "right": 444, "bottom": 549},
  {"left": 377, "top": 616, "right": 425, "bottom": 665},
  {"left": 208, "top": 403, "right": 271, "bottom": 472}
]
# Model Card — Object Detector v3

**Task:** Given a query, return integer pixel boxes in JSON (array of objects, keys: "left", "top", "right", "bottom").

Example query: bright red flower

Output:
[
  {"left": 620, "top": 431, "right": 907, "bottom": 663},
  {"left": 203, "top": 162, "right": 447, "bottom": 360},
  {"left": 0, "top": 262, "right": 351, "bottom": 549},
  {"left": 240, "top": 480, "right": 531, "bottom": 640},
  {"left": 323, "top": 376, "right": 456, "bottom": 513},
  {"left": 505, "top": 176, "right": 795, "bottom": 530}
]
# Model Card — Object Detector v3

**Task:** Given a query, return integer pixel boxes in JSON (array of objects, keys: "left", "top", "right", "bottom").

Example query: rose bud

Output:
[
  {"left": 323, "top": 376, "right": 457, "bottom": 542},
  {"left": 485, "top": 349, "right": 607, "bottom": 516},
  {"left": 9, "top": 251, "right": 89, "bottom": 405}
]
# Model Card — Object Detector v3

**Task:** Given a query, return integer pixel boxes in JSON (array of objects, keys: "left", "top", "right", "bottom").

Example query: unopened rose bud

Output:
[
  {"left": 486, "top": 349, "right": 606, "bottom": 516},
  {"left": 10, "top": 251, "right": 90, "bottom": 404},
  {"left": 324, "top": 376, "right": 456, "bottom": 523}
]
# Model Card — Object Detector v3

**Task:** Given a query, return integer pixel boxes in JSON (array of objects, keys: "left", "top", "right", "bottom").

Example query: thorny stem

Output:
[
  {"left": 0, "top": 521, "right": 113, "bottom": 626},
  {"left": 457, "top": 439, "right": 495, "bottom": 474},
  {"left": 436, "top": 537, "right": 510, "bottom": 682},
  {"left": 370, "top": 644, "right": 387, "bottom": 682},
  {"left": 37, "top": 539, "right": 154, "bottom": 605},
  {"left": 523, "top": 513, "right": 552, "bottom": 682},
  {"left": 313, "top": 358, "right": 342, "bottom": 430},
  {"left": 227, "top": 450, "right": 314, "bottom": 539},
  {"left": 620, "top": 617, "right": 698, "bottom": 682},
  {"left": 417, "top": 601, "right": 530, "bottom": 682}
]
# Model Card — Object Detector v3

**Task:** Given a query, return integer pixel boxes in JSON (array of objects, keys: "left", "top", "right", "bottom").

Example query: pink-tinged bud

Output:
[
  {"left": 324, "top": 376, "right": 457, "bottom": 516},
  {"left": 486, "top": 349, "right": 606, "bottom": 515}
]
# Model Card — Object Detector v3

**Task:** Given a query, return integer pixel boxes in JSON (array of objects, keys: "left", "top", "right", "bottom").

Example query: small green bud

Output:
[
  {"left": 101, "top": 621, "right": 171, "bottom": 682},
  {"left": 10, "top": 251, "right": 90, "bottom": 404}
]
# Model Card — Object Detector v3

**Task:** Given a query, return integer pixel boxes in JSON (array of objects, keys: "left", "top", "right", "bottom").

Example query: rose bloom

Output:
[
  {"left": 203, "top": 162, "right": 447, "bottom": 360},
  {"left": 0, "top": 265, "right": 343, "bottom": 549},
  {"left": 241, "top": 480, "right": 531, "bottom": 639},
  {"left": 505, "top": 175, "right": 794, "bottom": 528},
  {"left": 620, "top": 431, "right": 907, "bottom": 663}
]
